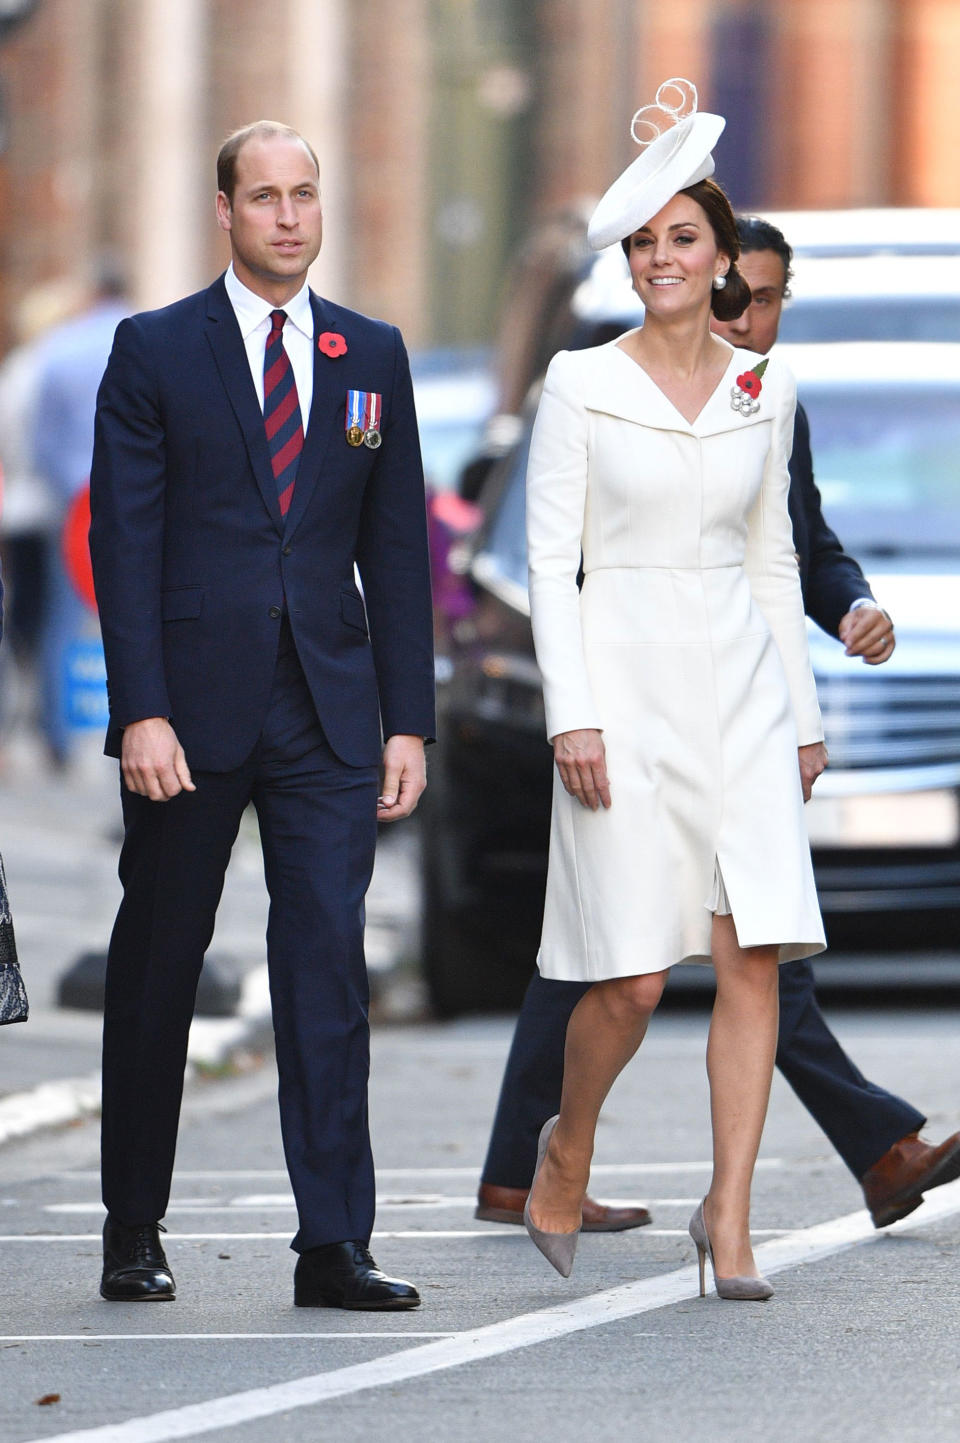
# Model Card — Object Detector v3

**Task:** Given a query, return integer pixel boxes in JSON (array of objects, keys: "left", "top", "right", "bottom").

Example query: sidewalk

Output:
[{"left": 0, "top": 730, "right": 426, "bottom": 1144}]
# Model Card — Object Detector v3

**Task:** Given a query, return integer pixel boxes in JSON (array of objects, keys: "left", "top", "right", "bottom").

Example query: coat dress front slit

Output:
[{"left": 526, "top": 337, "right": 826, "bottom": 982}]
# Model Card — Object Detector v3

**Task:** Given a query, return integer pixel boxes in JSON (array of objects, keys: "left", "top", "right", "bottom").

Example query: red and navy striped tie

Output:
[{"left": 263, "top": 309, "right": 303, "bottom": 518}]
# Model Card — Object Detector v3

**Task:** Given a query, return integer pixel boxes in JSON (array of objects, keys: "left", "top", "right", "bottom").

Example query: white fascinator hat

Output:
[{"left": 587, "top": 79, "right": 726, "bottom": 251}]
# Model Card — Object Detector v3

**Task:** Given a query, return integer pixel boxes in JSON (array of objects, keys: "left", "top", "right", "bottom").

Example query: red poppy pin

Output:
[
  {"left": 318, "top": 331, "right": 348, "bottom": 358},
  {"left": 731, "top": 357, "right": 769, "bottom": 416}
]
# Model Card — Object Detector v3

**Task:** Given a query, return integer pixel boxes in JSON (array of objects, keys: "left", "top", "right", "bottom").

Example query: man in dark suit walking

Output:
[
  {"left": 90, "top": 122, "right": 434, "bottom": 1310},
  {"left": 476, "top": 216, "right": 960, "bottom": 1234}
]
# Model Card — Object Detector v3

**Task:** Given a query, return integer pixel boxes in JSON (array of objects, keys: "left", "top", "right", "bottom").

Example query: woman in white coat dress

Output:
[{"left": 522, "top": 82, "right": 827, "bottom": 1299}]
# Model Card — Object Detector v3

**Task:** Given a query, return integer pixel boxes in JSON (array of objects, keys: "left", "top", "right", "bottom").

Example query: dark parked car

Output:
[{"left": 422, "top": 342, "right": 960, "bottom": 1015}]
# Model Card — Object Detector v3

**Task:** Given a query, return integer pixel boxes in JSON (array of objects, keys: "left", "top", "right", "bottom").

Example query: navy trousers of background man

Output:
[
  {"left": 481, "top": 964, "right": 926, "bottom": 1191},
  {"left": 101, "top": 621, "right": 380, "bottom": 1251}
]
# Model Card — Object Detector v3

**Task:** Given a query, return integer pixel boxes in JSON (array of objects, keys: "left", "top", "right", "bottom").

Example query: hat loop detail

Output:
[{"left": 630, "top": 78, "right": 699, "bottom": 148}]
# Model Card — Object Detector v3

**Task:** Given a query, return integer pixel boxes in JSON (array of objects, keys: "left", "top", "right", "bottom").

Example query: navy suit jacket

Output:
[
  {"left": 90, "top": 275, "right": 435, "bottom": 771},
  {"left": 789, "top": 401, "right": 874, "bottom": 636}
]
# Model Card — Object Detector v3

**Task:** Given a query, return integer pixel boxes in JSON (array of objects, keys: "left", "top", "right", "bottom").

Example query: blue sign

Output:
[{"left": 63, "top": 638, "right": 109, "bottom": 729}]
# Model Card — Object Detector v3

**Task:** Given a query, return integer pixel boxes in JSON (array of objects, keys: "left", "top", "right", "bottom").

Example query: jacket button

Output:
[
  {"left": 268, "top": 605, "right": 282, "bottom": 619},
  {"left": 282, "top": 545, "right": 292, "bottom": 556}
]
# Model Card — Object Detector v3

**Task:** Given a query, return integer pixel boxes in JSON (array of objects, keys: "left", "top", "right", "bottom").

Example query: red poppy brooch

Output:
[
  {"left": 318, "top": 331, "right": 348, "bottom": 358},
  {"left": 730, "top": 357, "right": 769, "bottom": 416}
]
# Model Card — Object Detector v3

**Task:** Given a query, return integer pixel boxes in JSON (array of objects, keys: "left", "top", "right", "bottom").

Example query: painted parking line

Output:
[{"left": 18, "top": 1179, "right": 960, "bottom": 1443}]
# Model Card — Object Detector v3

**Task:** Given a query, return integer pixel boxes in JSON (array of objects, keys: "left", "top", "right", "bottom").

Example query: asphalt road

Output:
[{"left": 2, "top": 1004, "right": 960, "bottom": 1443}]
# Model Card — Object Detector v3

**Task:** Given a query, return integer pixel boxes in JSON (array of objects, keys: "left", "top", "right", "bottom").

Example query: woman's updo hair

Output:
[{"left": 619, "top": 176, "right": 751, "bottom": 322}]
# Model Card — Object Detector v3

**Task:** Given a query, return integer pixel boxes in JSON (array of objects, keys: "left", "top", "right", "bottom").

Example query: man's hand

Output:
[
  {"left": 798, "top": 741, "right": 828, "bottom": 803},
  {"left": 838, "top": 605, "right": 895, "bottom": 665},
  {"left": 121, "top": 717, "right": 195, "bottom": 801},
  {"left": 377, "top": 735, "right": 426, "bottom": 822},
  {"left": 553, "top": 728, "right": 611, "bottom": 811}
]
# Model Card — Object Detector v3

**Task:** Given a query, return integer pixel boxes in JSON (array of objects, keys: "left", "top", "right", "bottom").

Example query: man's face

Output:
[
  {"left": 711, "top": 248, "right": 788, "bottom": 354},
  {"left": 215, "top": 135, "right": 323, "bottom": 301}
]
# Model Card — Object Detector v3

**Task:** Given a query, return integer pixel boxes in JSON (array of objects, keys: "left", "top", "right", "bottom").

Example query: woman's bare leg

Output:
[
  {"left": 704, "top": 913, "right": 779, "bottom": 1277},
  {"left": 527, "top": 969, "right": 669, "bottom": 1233}
]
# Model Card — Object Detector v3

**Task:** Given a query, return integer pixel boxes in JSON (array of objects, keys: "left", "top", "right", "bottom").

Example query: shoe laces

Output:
[
  {"left": 128, "top": 1222, "right": 166, "bottom": 1266},
  {"left": 351, "top": 1242, "right": 377, "bottom": 1271}
]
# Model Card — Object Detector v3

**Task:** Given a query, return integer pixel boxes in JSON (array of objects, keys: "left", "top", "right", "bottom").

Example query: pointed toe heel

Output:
[
  {"left": 523, "top": 1116, "right": 581, "bottom": 1278},
  {"left": 688, "top": 1200, "right": 773, "bottom": 1302}
]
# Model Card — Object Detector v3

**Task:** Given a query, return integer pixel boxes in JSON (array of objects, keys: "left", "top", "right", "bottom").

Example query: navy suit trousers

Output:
[
  {"left": 481, "top": 964, "right": 925, "bottom": 1190},
  {"left": 101, "top": 622, "right": 379, "bottom": 1251}
]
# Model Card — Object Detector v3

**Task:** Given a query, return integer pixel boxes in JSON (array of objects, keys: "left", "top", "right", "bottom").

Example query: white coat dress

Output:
[{"left": 526, "top": 337, "right": 826, "bottom": 980}]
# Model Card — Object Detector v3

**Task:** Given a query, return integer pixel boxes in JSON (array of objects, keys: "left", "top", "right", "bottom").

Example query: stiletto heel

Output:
[
  {"left": 688, "top": 1200, "right": 773, "bottom": 1302},
  {"left": 523, "top": 1116, "right": 581, "bottom": 1278}
]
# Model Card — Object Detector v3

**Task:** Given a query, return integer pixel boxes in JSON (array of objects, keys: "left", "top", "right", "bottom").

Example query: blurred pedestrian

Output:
[
  {"left": 476, "top": 211, "right": 960, "bottom": 1248},
  {"left": 89, "top": 122, "right": 434, "bottom": 1310},
  {"left": 31, "top": 260, "right": 128, "bottom": 768},
  {"left": 518, "top": 81, "right": 824, "bottom": 1298},
  {"left": 0, "top": 280, "right": 84, "bottom": 752}
]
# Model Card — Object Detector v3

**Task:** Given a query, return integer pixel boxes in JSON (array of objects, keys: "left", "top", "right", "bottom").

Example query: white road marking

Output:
[
  {"left": 55, "top": 1159, "right": 796, "bottom": 1181},
  {"left": 17, "top": 1181, "right": 960, "bottom": 1443},
  {"left": 43, "top": 1196, "right": 698, "bottom": 1214},
  {"left": 0, "top": 1228, "right": 786, "bottom": 1242},
  {"left": 0, "top": 1333, "right": 456, "bottom": 1342}
]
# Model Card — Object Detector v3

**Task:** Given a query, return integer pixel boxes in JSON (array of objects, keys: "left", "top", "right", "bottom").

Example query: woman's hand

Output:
[
  {"left": 798, "top": 741, "right": 828, "bottom": 802},
  {"left": 553, "top": 728, "right": 611, "bottom": 810}
]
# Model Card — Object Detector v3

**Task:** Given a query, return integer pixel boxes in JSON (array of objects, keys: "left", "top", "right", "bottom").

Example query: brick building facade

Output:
[{"left": 0, "top": 0, "right": 957, "bottom": 353}]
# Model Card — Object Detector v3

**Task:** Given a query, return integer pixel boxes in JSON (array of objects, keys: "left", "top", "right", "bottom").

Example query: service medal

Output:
[
  {"left": 345, "top": 390, "right": 365, "bottom": 446},
  {"left": 346, "top": 389, "right": 384, "bottom": 449}
]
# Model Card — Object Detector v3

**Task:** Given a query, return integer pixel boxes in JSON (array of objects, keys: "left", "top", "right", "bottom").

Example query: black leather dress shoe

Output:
[
  {"left": 100, "top": 1217, "right": 176, "bottom": 1301},
  {"left": 294, "top": 1241, "right": 420, "bottom": 1310}
]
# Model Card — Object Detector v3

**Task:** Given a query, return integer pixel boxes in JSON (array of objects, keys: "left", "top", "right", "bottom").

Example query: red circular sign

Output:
[{"left": 62, "top": 484, "right": 97, "bottom": 612}]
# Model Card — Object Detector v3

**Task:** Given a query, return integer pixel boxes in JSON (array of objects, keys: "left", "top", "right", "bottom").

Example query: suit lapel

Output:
[
  {"left": 281, "top": 292, "right": 340, "bottom": 543},
  {"left": 204, "top": 277, "right": 283, "bottom": 534}
]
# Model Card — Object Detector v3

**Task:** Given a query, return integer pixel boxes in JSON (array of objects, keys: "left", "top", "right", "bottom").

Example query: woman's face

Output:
[{"left": 625, "top": 193, "right": 728, "bottom": 319}]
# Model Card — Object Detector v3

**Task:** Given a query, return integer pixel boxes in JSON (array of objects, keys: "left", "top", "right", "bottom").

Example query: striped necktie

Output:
[{"left": 263, "top": 308, "right": 303, "bottom": 518}]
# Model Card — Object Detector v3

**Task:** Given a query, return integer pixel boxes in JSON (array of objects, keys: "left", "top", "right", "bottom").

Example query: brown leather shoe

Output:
[
  {"left": 861, "top": 1130, "right": 960, "bottom": 1228},
  {"left": 475, "top": 1182, "right": 651, "bottom": 1232}
]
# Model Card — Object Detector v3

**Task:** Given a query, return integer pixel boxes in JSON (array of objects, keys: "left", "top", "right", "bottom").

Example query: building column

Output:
[
  {"left": 284, "top": 0, "right": 349, "bottom": 304},
  {"left": 895, "top": 0, "right": 960, "bottom": 204},
  {"left": 131, "top": 0, "right": 207, "bottom": 309}
]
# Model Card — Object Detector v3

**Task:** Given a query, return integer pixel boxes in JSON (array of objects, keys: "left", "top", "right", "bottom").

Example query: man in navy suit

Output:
[
  {"left": 476, "top": 215, "right": 960, "bottom": 1234},
  {"left": 90, "top": 122, "right": 434, "bottom": 1309}
]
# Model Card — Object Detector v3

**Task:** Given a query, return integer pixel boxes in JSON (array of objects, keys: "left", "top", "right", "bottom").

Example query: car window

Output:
[
  {"left": 781, "top": 299, "right": 960, "bottom": 344},
  {"left": 802, "top": 385, "right": 960, "bottom": 553},
  {"left": 475, "top": 426, "right": 532, "bottom": 597},
  {"left": 418, "top": 414, "right": 490, "bottom": 493}
]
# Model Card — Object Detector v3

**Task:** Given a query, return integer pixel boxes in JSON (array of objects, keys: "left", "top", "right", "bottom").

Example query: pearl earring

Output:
[{"left": 712, "top": 274, "right": 727, "bottom": 291}]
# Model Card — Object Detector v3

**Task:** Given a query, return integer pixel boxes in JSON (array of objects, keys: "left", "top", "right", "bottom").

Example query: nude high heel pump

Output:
[
  {"left": 523, "top": 1116, "right": 581, "bottom": 1278},
  {"left": 688, "top": 1200, "right": 773, "bottom": 1301}
]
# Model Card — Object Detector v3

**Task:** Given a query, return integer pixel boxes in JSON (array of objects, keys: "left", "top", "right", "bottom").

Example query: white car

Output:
[
  {"left": 570, "top": 217, "right": 960, "bottom": 346},
  {"left": 762, "top": 207, "right": 960, "bottom": 258}
]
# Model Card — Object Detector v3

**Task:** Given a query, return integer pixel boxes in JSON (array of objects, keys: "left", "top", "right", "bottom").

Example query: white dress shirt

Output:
[{"left": 223, "top": 264, "right": 315, "bottom": 436}]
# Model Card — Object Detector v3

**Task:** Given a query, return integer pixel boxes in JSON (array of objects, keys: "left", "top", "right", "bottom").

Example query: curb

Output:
[{"left": 0, "top": 964, "right": 273, "bottom": 1149}]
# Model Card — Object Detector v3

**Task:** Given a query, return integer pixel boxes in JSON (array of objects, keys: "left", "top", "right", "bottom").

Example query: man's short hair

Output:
[
  {"left": 735, "top": 215, "right": 794, "bottom": 296},
  {"left": 217, "top": 121, "right": 320, "bottom": 204}
]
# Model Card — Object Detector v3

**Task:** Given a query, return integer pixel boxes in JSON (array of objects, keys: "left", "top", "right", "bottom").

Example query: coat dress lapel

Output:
[
  {"left": 582, "top": 338, "right": 768, "bottom": 438},
  {"left": 204, "top": 277, "right": 284, "bottom": 534}
]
